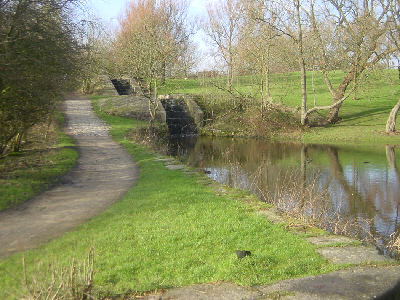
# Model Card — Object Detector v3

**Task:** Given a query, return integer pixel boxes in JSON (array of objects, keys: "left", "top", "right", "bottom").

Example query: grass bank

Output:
[
  {"left": 0, "top": 98, "right": 336, "bottom": 299},
  {"left": 158, "top": 69, "right": 400, "bottom": 145},
  {"left": 0, "top": 112, "right": 77, "bottom": 211}
]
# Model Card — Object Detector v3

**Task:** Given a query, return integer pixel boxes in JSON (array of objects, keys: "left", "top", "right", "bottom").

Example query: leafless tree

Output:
[
  {"left": 386, "top": 0, "right": 400, "bottom": 133},
  {"left": 114, "top": 0, "right": 192, "bottom": 128},
  {"left": 203, "top": 0, "right": 242, "bottom": 92},
  {"left": 249, "top": 0, "right": 311, "bottom": 125},
  {"left": 305, "top": 0, "right": 393, "bottom": 125},
  {"left": 78, "top": 16, "right": 112, "bottom": 94},
  {"left": 238, "top": 0, "right": 280, "bottom": 104}
]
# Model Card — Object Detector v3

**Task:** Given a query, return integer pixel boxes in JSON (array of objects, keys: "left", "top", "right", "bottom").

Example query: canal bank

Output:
[
  {"left": 95, "top": 100, "right": 400, "bottom": 299},
  {"left": 1, "top": 96, "right": 398, "bottom": 299},
  {"left": 0, "top": 98, "right": 333, "bottom": 298},
  {"left": 166, "top": 136, "right": 400, "bottom": 259},
  {"left": 91, "top": 100, "right": 400, "bottom": 299}
]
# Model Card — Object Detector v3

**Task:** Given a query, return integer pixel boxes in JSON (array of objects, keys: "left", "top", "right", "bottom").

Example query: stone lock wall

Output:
[
  {"left": 94, "top": 77, "right": 203, "bottom": 134},
  {"left": 158, "top": 94, "right": 204, "bottom": 135}
]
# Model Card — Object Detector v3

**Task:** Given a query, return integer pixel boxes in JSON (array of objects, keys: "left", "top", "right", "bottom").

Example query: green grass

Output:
[
  {"left": 0, "top": 99, "right": 336, "bottom": 299},
  {"left": 158, "top": 70, "right": 400, "bottom": 145},
  {"left": 0, "top": 113, "right": 78, "bottom": 211}
]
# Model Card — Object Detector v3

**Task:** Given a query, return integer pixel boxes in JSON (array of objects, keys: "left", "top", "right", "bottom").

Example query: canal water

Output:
[{"left": 167, "top": 136, "right": 400, "bottom": 257}]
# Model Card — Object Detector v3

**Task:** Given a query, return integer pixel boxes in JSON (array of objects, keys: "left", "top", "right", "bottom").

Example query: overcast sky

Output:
[{"left": 86, "top": 0, "right": 216, "bottom": 70}]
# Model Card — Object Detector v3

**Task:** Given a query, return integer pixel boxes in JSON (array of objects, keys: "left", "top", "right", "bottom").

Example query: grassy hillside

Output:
[{"left": 158, "top": 69, "right": 400, "bottom": 145}]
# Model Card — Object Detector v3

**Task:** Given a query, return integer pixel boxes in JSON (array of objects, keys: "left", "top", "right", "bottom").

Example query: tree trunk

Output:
[
  {"left": 325, "top": 67, "right": 357, "bottom": 125},
  {"left": 386, "top": 99, "right": 400, "bottom": 133},
  {"left": 260, "top": 68, "right": 265, "bottom": 115},
  {"left": 227, "top": 60, "right": 233, "bottom": 92},
  {"left": 148, "top": 78, "right": 159, "bottom": 132},
  {"left": 161, "top": 61, "right": 166, "bottom": 85},
  {"left": 327, "top": 88, "right": 347, "bottom": 124},
  {"left": 12, "top": 131, "right": 24, "bottom": 152},
  {"left": 261, "top": 63, "right": 271, "bottom": 108},
  {"left": 265, "top": 64, "right": 270, "bottom": 101},
  {"left": 1, "top": 145, "right": 9, "bottom": 157},
  {"left": 326, "top": 102, "right": 342, "bottom": 124},
  {"left": 265, "top": 44, "right": 271, "bottom": 102},
  {"left": 300, "top": 58, "right": 308, "bottom": 125},
  {"left": 295, "top": 0, "right": 307, "bottom": 126},
  {"left": 353, "top": 67, "right": 358, "bottom": 101},
  {"left": 398, "top": 65, "right": 400, "bottom": 80}
]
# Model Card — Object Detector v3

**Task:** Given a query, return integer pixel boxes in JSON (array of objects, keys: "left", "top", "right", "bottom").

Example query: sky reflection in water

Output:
[{"left": 168, "top": 136, "right": 400, "bottom": 255}]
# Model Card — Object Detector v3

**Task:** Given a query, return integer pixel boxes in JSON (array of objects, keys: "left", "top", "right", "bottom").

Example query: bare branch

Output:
[{"left": 305, "top": 84, "right": 357, "bottom": 117}]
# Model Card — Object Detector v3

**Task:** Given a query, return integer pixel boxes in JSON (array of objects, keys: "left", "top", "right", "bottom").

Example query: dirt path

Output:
[{"left": 0, "top": 94, "right": 138, "bottom": 257}]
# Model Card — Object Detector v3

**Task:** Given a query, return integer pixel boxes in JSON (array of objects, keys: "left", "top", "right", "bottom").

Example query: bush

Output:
[{"left": 0, "top": 0, "right": 81, "bottom": 155}]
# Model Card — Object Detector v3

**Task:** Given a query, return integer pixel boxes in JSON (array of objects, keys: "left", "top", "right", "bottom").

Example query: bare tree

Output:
[
  {"left": 238, "top": 0, "right": 280, "bottom": 104},
  {"left": 157, "top": 0, "right": 193, "bottom": 84},
  {"left": 305, "top": 0, "right": 393, "bottom": 125},
  {"left": 249, "top": 0, "right": 311, "bottom": 125},
  {"left": 386, "top": 0, "right": 400, "bottom": 133},
  {"left": 114, "top": 0, "right": 191, "bottom": 128},
  {"left": 386, "top": 99, "right": 400, "bottom": 133},
  {"left": 203, "top": 0, "right": 242, "bottom": 92},
  {"left": 78, "top": 16, "right": 111, "bottom": 94}
]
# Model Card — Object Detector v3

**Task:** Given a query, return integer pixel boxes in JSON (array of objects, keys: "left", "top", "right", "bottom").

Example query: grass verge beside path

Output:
[
  {"left": 0, "top": 113, "right": 77, "bottom": 211},
  {"left": 0, "top": 99, "right": 336, "bottom": 299}
]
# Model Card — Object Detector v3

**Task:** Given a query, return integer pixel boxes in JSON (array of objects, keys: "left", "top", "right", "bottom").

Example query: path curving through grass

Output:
[{"left": 0, "top": 93, "right": 138, "bottom": 257}]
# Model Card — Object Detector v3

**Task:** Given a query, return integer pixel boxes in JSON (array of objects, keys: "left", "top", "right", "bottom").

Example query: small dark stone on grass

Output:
[{"left": 235, "top": 250, "right": 251, "bottom": 259}]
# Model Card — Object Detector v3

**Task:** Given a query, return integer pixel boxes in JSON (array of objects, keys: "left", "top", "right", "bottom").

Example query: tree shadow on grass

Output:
[
  {"left": 318, "top": 107, "right": 393, "bottom": 129},
  {"left": 341, "top": 106, "right": 391, "bottom": 123}
]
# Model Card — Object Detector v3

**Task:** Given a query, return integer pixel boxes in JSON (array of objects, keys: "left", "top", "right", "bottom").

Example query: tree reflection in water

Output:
[{"left": 168, "top": 136, "right": 400, "bottom": 258}]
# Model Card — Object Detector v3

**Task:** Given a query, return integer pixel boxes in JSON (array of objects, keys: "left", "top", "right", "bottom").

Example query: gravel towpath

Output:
[{"left": 0, "top": 94, "right": 138, "bottom": 257}]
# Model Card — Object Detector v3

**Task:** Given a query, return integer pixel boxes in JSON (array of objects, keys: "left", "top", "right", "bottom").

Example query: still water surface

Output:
[{"left": 168, "top": 136, "right": 400, "bottom": 257}]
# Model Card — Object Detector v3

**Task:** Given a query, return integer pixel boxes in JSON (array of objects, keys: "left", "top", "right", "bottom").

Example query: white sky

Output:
[
  {"left": 87, "top": 0, "right": 211, "bottom": 24},
  {"left": 87, "top": 0, "right": 217, "bottom": 71}
]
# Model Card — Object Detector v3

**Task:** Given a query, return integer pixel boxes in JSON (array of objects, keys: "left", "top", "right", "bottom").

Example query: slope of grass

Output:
[
  {"left": 0, "top": 112, "right": 77, "bottom": 211},
  {"left": 159, "top": 70, "right": 400, "bottom": 145},
  {"left": 0, "top": 100, "right": 336, "bottom": 299}
]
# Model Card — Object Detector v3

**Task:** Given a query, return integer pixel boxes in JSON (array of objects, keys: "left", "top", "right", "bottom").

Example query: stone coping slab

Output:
[
  {"left": 143, "top": 282, "right": 261, "bottom": 300},
  {"left": 256, "top": 266, "right": 400, "bottom": 299},
  {"left": 165, "top": 164, "right": 186, "bottom": 170},
  {"left": 307, "top": 235, "right": 357, "bottom": 246},
  {"left": 316, "top": 246, "right": 393, "bottom": 265},
  {"left": 140, "top": 266, "right": 400, "bottom": 300}
]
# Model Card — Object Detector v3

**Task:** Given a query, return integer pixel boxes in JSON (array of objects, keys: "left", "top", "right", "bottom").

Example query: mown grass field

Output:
[
  {"left": 0, "top": 99, "right": 337, "bottom": 299},
  {"left": 0, "top": 113, "right": 77, "bottom": 211},
  {"left": 158, "top": 69, "right": 400, "bottom": 145}
]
